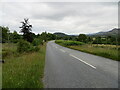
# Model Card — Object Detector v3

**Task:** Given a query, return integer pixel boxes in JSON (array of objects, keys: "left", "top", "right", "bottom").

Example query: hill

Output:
[
  {"left": 54, "top": 32, "right": 78, "bottom": 37},
  {"left": 91, "top": 28, "right": 119, "bottom": 36},
  {"left": 54, "top": 32, "right": 68, "bottom": 37},
  {"left": 54, "top": 28, "right": 119, "bottom": 37}
]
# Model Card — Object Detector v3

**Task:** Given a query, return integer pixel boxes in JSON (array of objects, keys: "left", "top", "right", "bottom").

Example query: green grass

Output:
[
  {"left": 55, "top": 40, "right": 119, "bottom": 61},
  {"left": 0, "top": 43, "right": 2, "bottom": 89},
  {"left": 0, "top": 64, "right": 2, "bottom": 89},
  {"left": 2, "top": 43, "right": 46, "bottom": 88},
  {"left": 2, "top": 43, "right": 18, "bottom": 59},
  {"left": 55, "top": 40, "right": 84, "bottom": 46}
]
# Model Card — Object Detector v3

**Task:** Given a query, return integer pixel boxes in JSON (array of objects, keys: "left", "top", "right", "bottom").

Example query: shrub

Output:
[
  {"left": 2, "top": 43, "right": 18, "bottom": 59},
  {"left": 33, "top": 46, "right": 40, "bottom": 52},
  {"left": 17, "top": 40, "right": 33, "bottom": 53},
  {"left": 17, "top": 40, "right": 41, "bottom": 53},
  {"left": 2, "top": 50, "right": 12, "bottom": 59},
  {"left": 32, "top": 38, "right": 43, "bottom": 46},
  {"left": 55, "top": 40, "right": 84, "bottom": 46}
]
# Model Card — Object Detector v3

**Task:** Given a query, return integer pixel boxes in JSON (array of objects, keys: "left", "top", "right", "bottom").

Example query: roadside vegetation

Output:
[
  {"left": 55, "top": 40, "right": 119, "bottom": 61},
  {"left": 1, "top": 18, "right": 119, "bottom": 88},
  {"left": 55, "top": 30, "right": 119, "bottom": 61},
  {"left": 2, "top": 43, "right": 46, "bottom": 88},
  {"left": 55, "top": 40, "right": 84, "bottom": 46},
  {"left": 1, "top": 18, "right": 56, "bottom": 88}
]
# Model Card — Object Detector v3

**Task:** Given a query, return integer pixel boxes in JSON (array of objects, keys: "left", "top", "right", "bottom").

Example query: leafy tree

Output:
[
  {"left": 47, "top": 33, "right": 56, "bottom": 40},
  {"left": 17, "top": 40, "right": 31, "bottom": 53},
  {"left": 36, "top": 34, "right": 40, "bottom": 38},
  {"left": 19, "top": 18, "right": 33, "bottom": 42},
  {"left": 32, "top": 38, "right": 43, "bottom": 46},
  {"left": 63, "top": 36, "right": 69, "bottom": 40},
  {"left": 40, "top": 32, "right": 47, "bottom": 42},
  {"left": 87, "top": 37, "right": 92, "bottom": 42},
  {"left": 0, "top": 26, "right": 10, "bottom": 43},
  {"left": 92, "top": 36, "right": 102, "bottom": 44},
  {"left": 10, "top": 31, "right": 21, "bottom": 43},
  {"left": 78, "top": 34, "right": 87, "bottom": 43},
  {"left": 39, "top": 32, "right": 56, "bottom": 41}
]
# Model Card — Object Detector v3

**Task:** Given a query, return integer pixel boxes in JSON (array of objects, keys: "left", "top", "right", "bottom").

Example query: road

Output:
[{"left": 44, "top": 41, "right": 118, "bottom": 88}]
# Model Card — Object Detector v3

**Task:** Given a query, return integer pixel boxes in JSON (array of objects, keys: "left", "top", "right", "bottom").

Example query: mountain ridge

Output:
[{"left": 53, "top": 28, "right": 119, "bottom": 37}]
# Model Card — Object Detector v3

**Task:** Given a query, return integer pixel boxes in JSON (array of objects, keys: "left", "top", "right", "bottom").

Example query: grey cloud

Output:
[{"left": 0, "top": 2, "right": 118, "bottom": 34}]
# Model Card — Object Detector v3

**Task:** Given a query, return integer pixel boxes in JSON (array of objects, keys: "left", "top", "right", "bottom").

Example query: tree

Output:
[
  {"left": 78, "top": 34, "right": 87, "bottom": 43},
  {"left": 47, "top": 33, "right": 56, "bottom": 40},
  {"left": 10, "top": 31, "right": 21, "bottom": 43},
  {"left": 40, "top": 32, "right": 47, "bottom": 42},
  {"left": 1, "top": 26, "right": 10, "bottom": 43},
  {"left": 19, "top": 18, "right": 33, "bottom": 42},
  {"left": 92, "top": 36, "right": 102, "bottom": 44},
  {"left": 87, "top": 36, "right": 92, "bottom": 42}
]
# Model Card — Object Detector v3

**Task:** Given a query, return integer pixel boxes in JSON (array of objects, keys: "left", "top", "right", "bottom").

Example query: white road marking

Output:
[
  {"left": 60, "top": 49, "right": 66, "bottom": 53},
  {"left": 69, "top": 54, "right": 96, "bottom": 69}
]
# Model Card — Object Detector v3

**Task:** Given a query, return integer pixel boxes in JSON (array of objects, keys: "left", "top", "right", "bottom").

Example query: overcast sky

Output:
[{"left": 0, "top": 1, "right": 119, "bottom": 35}]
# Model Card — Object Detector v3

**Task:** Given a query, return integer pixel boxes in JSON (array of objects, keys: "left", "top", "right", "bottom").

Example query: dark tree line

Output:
[
  {"left": 55, "top": 33, "right": 119, "bottom": 45},
  {"left": 1, "top": 18, "right": 119, "bottom": 45},
  {"left": 1, "top": 19, "right": 56, "bottom": 44}
]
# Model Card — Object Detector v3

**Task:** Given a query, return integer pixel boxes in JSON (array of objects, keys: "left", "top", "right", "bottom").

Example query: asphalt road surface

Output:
[{"left": 44, "top": 41, "right": 118, "bottom": 88}]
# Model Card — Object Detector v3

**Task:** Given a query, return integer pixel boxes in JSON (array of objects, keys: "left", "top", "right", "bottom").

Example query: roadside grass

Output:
[
  {"left": 0, "top": 43, "right": 2, "bottom": 89},
  {"left": 55, "top": 40, "right": 119, "bottom": 61},
  {"left": 2, "top": 43, "right": 18, "bottom": 59},
  {"left": 2, "top": 43, "right": 46, "bottom": 88},
  {"left": 55, "top": 40, "right": 84, "bottom": 46},
  {"left": 0, "top": 64, "right": 2, "bottom": 89}
]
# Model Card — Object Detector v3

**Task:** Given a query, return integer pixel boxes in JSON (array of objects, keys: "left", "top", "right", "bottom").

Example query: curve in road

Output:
[{"left": 44, "top": 41, "right": 118, "bottom": 88}]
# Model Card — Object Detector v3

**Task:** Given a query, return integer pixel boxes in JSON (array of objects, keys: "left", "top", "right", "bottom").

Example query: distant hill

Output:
[
  {"left": 54, "top": 28, "right": 119, "bottom": 37},
  {"left": 89, "top": 28, "right": 119, "bottom": 36},
  {"left": 54, "top": 32, "right": 78, "bottom": 37},
  {"left": 54, "top": 32, "right": 68, "bottom": 37}
]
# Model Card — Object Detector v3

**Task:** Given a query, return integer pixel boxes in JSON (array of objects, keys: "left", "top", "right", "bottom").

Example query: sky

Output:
[{"left": 0, "top": 0, "right": 119, "bottom": 35}]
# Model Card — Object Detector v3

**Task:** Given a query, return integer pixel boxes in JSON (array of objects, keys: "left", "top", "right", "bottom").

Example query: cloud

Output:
[
  {"left": 1, "top": 0, "right": 119, "bottom": 2},
  {"left": 0, "top": 2, "right": 118, "bottom": 34}
]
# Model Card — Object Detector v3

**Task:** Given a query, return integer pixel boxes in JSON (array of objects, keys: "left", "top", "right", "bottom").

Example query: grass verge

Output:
[
  {"left": 2, "top": 43, "right": 46, "bottom": 88},
  {"left": 55, "top": 40, "right": 119, "bottom": 61}
]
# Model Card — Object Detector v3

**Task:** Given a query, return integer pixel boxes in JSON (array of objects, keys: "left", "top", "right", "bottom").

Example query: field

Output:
[
  {"left": 2, "top": 43, "right": 46, "bottom": 88},
  {"left": 55, "top": 40, "right": 119, "bottom": 61}
]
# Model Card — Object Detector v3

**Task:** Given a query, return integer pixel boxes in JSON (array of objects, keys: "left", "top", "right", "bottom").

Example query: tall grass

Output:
[
  {"left": 69, "top": 45, "right": 118, "bottom": 61},
  {"left": 0, "top": 64, "right": 2, "bottom": 89},
  {"left": 2, "top": 43, "right": 18, "bottom": 59},
  {"left": 2, "top": 43, "right": 46, "bottom": 88},
  {"left": 0, "top": 43, "right": 2, "bottom": 89},
  {"left": 55, "top": 40, "right": 119, "bottom": 61}
]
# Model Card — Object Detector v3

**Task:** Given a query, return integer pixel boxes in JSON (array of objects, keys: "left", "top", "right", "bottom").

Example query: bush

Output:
[
  {"left": 55, "top": 40, "right": 84, "bottom": 46},
  {"left": 32, "top": 38, "right": 43, "bottom": 46},
  {"left": 17, "top": 40, "right": 41, "bottom": 53},
  {"left": 17, "top": 40, "right": 33, "bottom": 53},
  {"left": 2, "top": 43, "right": 18, "bottom": 59},
  {"left": 33, "top": 46, "right": 40, "bottom": 52},
  {"left": 2, "top": 50, "right": 12, "bottom": 59}
]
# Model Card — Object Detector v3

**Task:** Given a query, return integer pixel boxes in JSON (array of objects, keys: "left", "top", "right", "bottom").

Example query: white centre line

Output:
[
  {"left": 60, "top": 49, "right": 66, "bottom": 53},
  {"left": 69, "top": 54, "right": 96, "bottom": 69}
]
